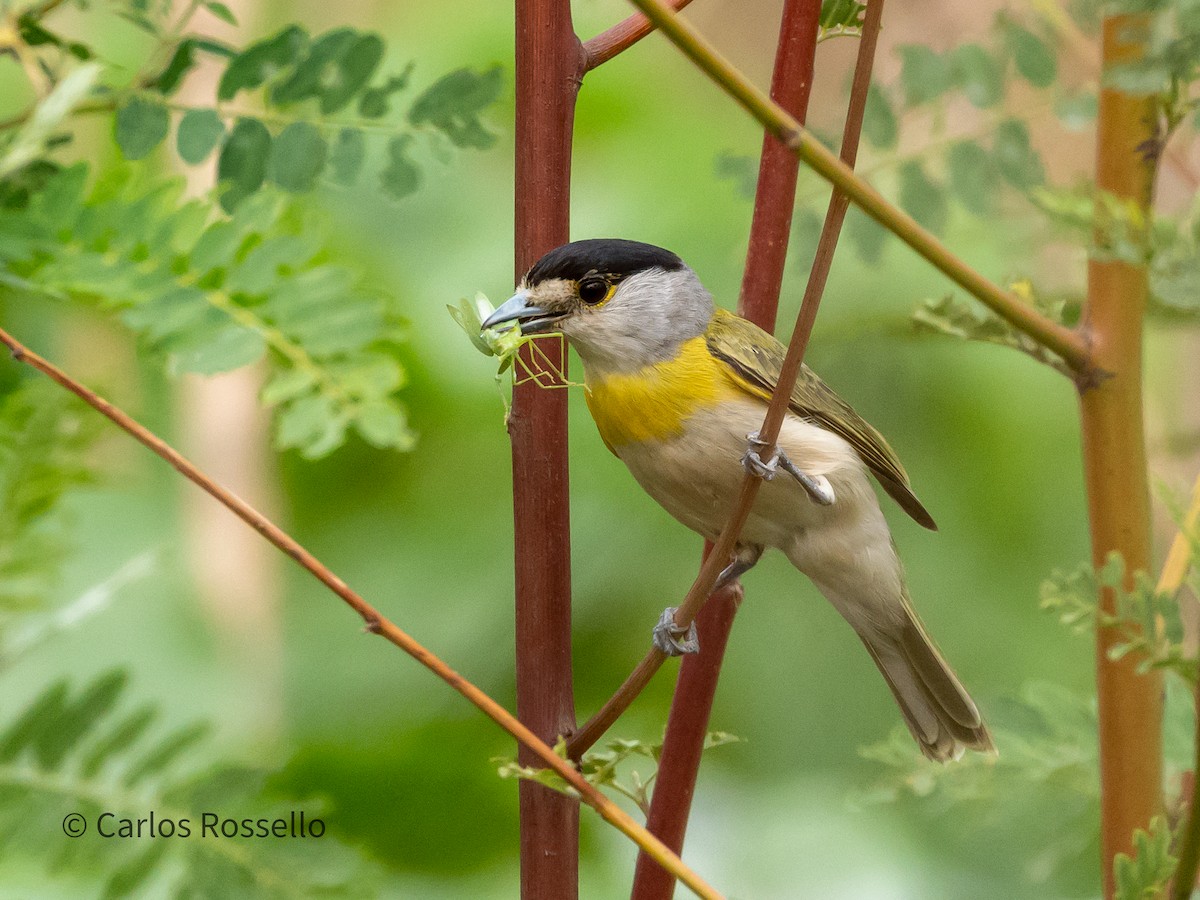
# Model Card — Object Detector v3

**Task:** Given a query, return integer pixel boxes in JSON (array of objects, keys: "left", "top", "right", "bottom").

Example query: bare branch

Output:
[
  {"left": 581, "top": 0, "right": 695, "bottom": 72},
  {"left": 0, "top": 326, "right": 723, "bottom": 900}
]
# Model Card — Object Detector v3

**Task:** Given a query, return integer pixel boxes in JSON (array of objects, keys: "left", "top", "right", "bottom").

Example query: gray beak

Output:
[{"left": 481, "top": 292, "right": 566, "bottom": 335}]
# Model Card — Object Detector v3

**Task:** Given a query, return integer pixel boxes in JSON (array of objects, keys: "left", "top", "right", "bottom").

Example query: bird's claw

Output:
[
  {"left": 742, "top": 431, "right": 835, "bottom": 506},
  {"left": 653, "top": 606, "right": 700, "bottom": 656}
]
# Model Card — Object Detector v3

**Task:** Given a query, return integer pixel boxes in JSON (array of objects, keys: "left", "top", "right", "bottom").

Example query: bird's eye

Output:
[{"left": 578, "top": 277, "right": 611, "bottom": 305}]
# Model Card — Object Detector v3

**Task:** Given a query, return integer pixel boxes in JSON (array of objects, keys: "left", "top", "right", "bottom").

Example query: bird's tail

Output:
[{"left": 858, "top": 600, "right": 994, "bottom": 762}]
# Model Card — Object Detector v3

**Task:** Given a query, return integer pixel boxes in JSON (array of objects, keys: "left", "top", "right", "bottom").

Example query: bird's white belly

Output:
[{"left": 614, "top": 398, "right": 878, "bottom": 552}]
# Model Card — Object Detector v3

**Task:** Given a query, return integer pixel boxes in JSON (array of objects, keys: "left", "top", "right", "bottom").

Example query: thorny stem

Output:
[
  {"left": 0, "top": 326, "right": 723, "bottom": 900},
  {"left": 626, "top": 0, "right": 1093, "bottom": 377}
]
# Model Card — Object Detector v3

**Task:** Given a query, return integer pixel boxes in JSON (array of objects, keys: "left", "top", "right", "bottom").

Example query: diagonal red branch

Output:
[
  {"left": 581, "top": 0, "right": 695, "bottom": 71},
  {"left": 630, "top": 1, "right": 823, "bottom": 895}
]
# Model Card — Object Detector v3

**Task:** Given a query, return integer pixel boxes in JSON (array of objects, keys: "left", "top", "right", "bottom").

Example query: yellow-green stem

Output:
[{"left": 626, "top": 0, "right": 1092, "bottom": 375}]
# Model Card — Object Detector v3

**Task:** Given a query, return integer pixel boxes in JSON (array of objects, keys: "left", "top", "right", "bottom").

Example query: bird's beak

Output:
[{"left": 481, "top": 292, "right": 566, "bottom": 335}]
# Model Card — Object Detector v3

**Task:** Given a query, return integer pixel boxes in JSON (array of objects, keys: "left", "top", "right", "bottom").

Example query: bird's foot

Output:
[
  {"left": 742, "top": 432, "right": 835, "bottom": 506},
  {"left": 652, "top": 606, "right": 700, "bottom": 656}
]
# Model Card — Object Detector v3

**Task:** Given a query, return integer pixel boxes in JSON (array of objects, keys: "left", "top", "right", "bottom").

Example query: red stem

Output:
[
  {"left": 582, "top": 0, "right": 696, "bottom": 71},
  {"left": 629, "top": 3, "right": 822, "bottom": 897},
  {"left": 513, "top": 1, "right": 585, "bottom": 896}
]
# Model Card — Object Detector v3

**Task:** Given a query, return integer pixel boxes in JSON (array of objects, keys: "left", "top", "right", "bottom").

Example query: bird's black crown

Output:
[{"left": 524, "top": 239, "right": 684, "bottom": 286}]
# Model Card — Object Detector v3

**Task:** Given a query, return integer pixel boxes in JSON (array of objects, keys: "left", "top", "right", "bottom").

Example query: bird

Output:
[{"left": 482, "top": 238, "right": 993, "bottom": 762}]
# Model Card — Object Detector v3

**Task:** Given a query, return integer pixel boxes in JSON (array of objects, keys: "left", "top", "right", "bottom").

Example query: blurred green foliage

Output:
[{"left": 0, "top": 0, "right": 1198, "bottom": 897}]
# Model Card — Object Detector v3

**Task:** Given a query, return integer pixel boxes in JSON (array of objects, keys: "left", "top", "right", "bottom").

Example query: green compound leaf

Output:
[
  {"left": 846, "top": 205, "right": 886, "bottom": 264},
  {"left": 269, "top": 28, "right": 358, "bottom": 105},
  {"left": 946, "top": 140, "right": 998, "bottom": 216},
  {"left": 898, "top": 161, "right": 948, "bottom": 236},
  {"left": 1113, "top": 817, "right": 1176, "bottom": 900},
  {"left": 267, "top": 122, "right": 327, "bottom": 193},
  {"left": 320, "top": 33, "right": 386, "bottom": 114},
  {"left": 149, "top": 39, "right": 198, "bottom": 95},
  {"left": 2, "top": 165, "right": 413, "bottom": 459},
  {"left": 358, "top": 70, "right": 412, "bottom": 119},
  {"left": 898, "top": 44, "right": 954, "bottom": 106},
  {"left": 913, "top": 283, "right": 1076, "bottom": 375},
  {"left": 0, "top": 673, "right": 383, "bottom": 897},
  {"left": 381, "top": 135, "right": 420, "bottom": 199},
  {"left": 0, "top": 380, "right": 97, "bottom": 619},
  {"left": 217, "top": 25, "right": 308, "bottom": 102},
  {"left": 1056, "top": 92, "right": 1098, "bottom": 130},
  {"left": 1005, "top": 22, "right": 1057, "bottom": 88},
  {"left": 993, "top": 118, "right": 1045, "bottom": 190},
  {"left": 819, "top": 0, "right": 865, "bottom": 30},
  {"left": 329, "top": 128, "right": 366, "bottom": 185},
  {"left": 952, "top": 43, "right": 1004, "bottom": 108},
  {"left": 408, "top": 65, "right": 503, "bottom": 149},
  {"left": 203, "top": 0, "right": 237, "bottom": 25},
  {"left": 114, "top": 97, "right": 170, "bottom": 160},
  {"left": 217, "top": 117, "right": 272, "bottom": 211},
  {"left": 176, "top": 109, "right": 225, "bottom": 165},
  {"left": 863, "top": 84, "right": 898, "bottom": 150}
]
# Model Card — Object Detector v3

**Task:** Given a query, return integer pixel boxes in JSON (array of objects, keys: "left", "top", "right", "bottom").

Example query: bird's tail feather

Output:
[{"left": 858, "top": 603, "right": 994, "bottom": 763}]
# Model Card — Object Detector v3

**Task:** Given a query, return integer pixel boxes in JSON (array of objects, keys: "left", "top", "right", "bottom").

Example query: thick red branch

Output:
[
  {"left": 581, "top": 0, "right": 695, "bottom": 71},
  {"left": 512, "top": 0, "right": 584, "bottom": 895}
]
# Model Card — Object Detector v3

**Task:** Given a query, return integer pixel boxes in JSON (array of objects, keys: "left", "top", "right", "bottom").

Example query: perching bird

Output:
[{"left": 483, "top": 238, "right": 993, "bottom": 762}]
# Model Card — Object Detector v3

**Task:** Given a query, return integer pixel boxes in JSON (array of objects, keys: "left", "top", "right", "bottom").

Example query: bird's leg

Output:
[
  {"left": 714, "top": 543, "right": 763, "bottom": 592},
  {"left": 741, "top": 431, "right": 835, "bottom": 506},
  {"left": 652, "top": 545, "right": 763, "bottom": 656}
]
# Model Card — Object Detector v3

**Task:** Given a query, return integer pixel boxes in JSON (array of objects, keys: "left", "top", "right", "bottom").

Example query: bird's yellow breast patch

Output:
[{"left": 584, "top": 336, "right": 737, "bottom": 450}]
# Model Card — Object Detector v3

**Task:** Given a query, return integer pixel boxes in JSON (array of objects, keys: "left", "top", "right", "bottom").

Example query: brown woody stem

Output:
[{"left": 1080, "top": 12, "right": 1162, "bottom": 898}]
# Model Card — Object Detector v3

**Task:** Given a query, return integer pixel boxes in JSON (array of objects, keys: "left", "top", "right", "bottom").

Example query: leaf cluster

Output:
[
  {"left": 0, "top": 671, "right": 380, "bottom": 897},
  {"left": 1040, "top": 552, "right": 1199, "bottom": 685},
  {"left": 0, "top": 163, "right": 414, "bottom": 458},
  {"left": 114, "top": 20, "right": 503, "bottom": 210},
  {"left": 0, "top": 379, "right": 96, "bottom": 627},
  {"left": 911, "top": 281, "right": 1078, "bottom": 375},
  {"left": 495, "top": 731, "right": 741, "bottom": 817},
  {"left": 855, "top": 682, "right": 1101, "bottom": 886},
  {"left": 1113, "top": 816, "right": 1177, "bottom": 900}
]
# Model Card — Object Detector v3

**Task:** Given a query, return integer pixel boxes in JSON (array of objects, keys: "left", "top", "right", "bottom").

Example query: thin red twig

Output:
[
  {"left": 0, "top": 326, "right": 723, "bottom": 900},
  {"left": 581, "top": 0, "right": 695, "bottom": 71},
  {"left": 631, "top": 1, "right": 823, "bottom": 895}
]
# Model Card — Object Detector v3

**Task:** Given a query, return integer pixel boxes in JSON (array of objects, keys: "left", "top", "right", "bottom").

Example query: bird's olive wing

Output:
[{"left": 705, "top": 308, "right": 937, "bottom": 530}]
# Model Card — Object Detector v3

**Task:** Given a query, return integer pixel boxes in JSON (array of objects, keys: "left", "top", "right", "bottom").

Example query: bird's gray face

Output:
[{"left": 482, "top": 265, "right": 715, "bottom": 375}]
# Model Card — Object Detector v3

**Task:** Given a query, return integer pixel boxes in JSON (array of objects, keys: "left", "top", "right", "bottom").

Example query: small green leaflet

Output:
[{"left": 1113, "top": 817, "right": 1177, "bottom": 900}]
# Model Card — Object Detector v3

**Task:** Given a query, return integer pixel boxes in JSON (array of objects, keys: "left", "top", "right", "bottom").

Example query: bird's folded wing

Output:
[{"left": 705, "top": 308, "right": 937, "bottom": 531}]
